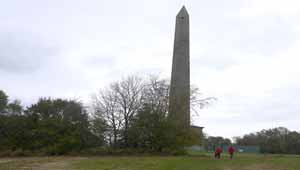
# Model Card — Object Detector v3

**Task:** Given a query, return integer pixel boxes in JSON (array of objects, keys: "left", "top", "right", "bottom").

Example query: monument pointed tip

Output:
[{"left": 177, "top": 5, "right": 189, "bottom": 16}]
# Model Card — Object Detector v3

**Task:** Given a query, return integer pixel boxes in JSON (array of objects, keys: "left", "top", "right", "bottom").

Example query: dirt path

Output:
[
  {"left": 0, "top": 157, "right": 86, "bottom": 170},
  {"left": 32, "top": 160, "right": 70, "bottom": 170},
  {"left": 242, "top": 164, "right": 276, "bottom": 170},
  {"left": 224, "top": 163, "right": 277, "bottom": 170},
  {"left": 31, "top": 157, "right": 86, "bottom": 170},
  {"left": 0, "top": 159, "right": 12, "bottom": 164}
]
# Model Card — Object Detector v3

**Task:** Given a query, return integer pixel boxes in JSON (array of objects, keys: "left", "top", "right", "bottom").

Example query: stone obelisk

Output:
[{"left": 169, "top": 6, "right": 190, "bottom": 128}]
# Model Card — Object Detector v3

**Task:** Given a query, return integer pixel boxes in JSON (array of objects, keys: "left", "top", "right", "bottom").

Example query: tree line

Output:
[
  {"left": 203, "top": 135, "right": 232, "bottom": 151},
  {"left": 198, "top": 127, "right": 300, "bottom": 155},
  {"left": 0, "top": 75, "right": 213, "bottom": 155},
  {"left": 0, "top": 93, "right": 101, "bottom": 155},
  {"left": 235, "top": 127, "right": 300, "bottom": 154}
]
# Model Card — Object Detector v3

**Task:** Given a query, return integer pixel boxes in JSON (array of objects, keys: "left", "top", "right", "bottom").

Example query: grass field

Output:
[{"left": 0, "top": 153, "right": 300, "bottom": 170}]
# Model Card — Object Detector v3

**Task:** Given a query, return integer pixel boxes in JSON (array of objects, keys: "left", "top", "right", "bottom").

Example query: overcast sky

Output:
[{"left": 1, "top": 0, "right": 300, "bottom": 139}]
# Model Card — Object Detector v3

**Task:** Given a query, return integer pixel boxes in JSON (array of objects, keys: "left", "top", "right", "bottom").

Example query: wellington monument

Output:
[{"left": 169, "top": 6, "right": 190, "bottom": 128}]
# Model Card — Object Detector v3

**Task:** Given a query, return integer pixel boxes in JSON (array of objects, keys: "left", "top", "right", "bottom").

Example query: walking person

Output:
[
  {"left": 228, "top": 145, "right": 235, "bottom": 159},
  {"left": 214, "top": 146, "right": 222, "bottom": 159}
]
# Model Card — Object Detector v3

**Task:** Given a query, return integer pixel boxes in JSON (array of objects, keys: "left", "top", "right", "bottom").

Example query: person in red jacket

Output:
[
  {"left": 228, "top": 145, "right": 235, "bottom": 159},
  {"left": 214, "top": 146, "right": 222, "bottom": 159}
]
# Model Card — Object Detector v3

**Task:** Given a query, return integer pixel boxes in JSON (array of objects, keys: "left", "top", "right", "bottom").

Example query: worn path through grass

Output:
[{"left": 0, "top": 157, "right": 84, "bottom": 170}]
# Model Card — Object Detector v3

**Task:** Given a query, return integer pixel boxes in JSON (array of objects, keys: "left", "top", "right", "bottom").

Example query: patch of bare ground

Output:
[
  {"left": 31, "top": 157, "right": 86, "bottom": 170},
  {"left": 32, "top": 160, "right": 69, "bottom": 170},
  {"left": 0, "top": 159, "right": 12, "bottom": 164},
  {"left": 223, "top": 163, "right": 280, "bottom": 170},
  {"left": 0, "top": 157, "right": 86, "bottom": 170},
  {"left": 241, "top": 163, "right": 277, "bottom": 170}
]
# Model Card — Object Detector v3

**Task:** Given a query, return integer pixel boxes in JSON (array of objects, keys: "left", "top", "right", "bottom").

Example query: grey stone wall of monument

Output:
[{"left": 169, "top": 6, "right": 190, "bottom": 128}]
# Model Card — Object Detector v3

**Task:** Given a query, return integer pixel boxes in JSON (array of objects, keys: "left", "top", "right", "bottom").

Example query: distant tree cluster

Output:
[
  {"left": 0, "top": 74, "right": 212, "bottom": 155},
  {"left": 203, "top": 135, "right": 232, "bottom": 151},
  {"left": 0, "top": 91, "right": 102, "bottom": 155},
  {"left": 235, "top": 127, "right": 300, "bottom": 154}
]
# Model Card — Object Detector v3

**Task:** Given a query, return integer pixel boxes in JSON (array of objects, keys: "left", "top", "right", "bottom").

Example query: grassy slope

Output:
[
  {"left": 72, "top": 154, "right": 300, "bottom": 170},
  {"left": 0, "top": 154, "right": 300, "bottom": 170}
]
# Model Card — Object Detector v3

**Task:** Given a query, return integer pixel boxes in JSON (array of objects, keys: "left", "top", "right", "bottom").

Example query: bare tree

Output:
[
  {"left": 92, "top": 75, "right": 145, "bottom": 147},
  {"left": 111, "top": 76, "right": 145, "bottom": 146},
  {"left": 143, "top": 75, "right": 215, "bottom": 117},
  {"left": 92, "top": 88, "right": 122, "bottom": 147},
  {"left": 190, "top": 86, "right": 217, "bottom": 114},
  {"left": 91, "top": 74, "right": 216, "bottom": 148},
  {"left": 142, "top": 75, "right": 169, "bottom": 117}
]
